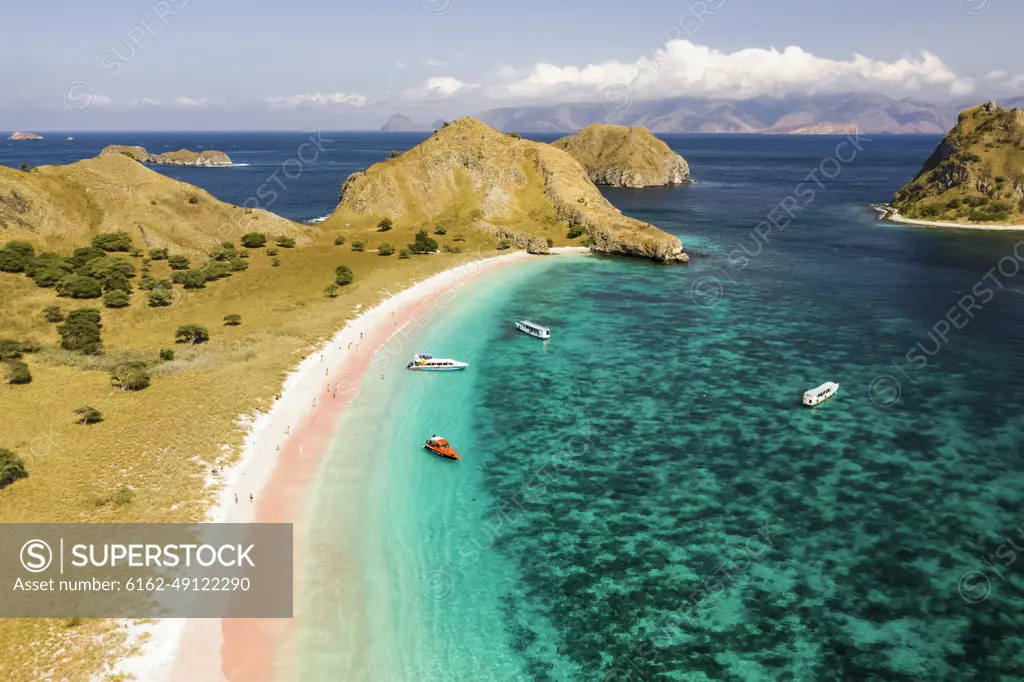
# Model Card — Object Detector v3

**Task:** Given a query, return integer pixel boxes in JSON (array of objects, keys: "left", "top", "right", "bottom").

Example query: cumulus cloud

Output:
[
  {"left": 985, "top": 70, "right": 1024, "bottom": 92},
  {"left": 87, "top": 95, "right": 210, "bottom": 108},
  {"left": 404, "top": 76, "right": 477, "bottom": 101},
  {"left": 264, "top": 91, "right": 367, "bottom": 108},
  {"left": 489, "top": 41, "right": 974, "bottom": 101},
  {"left": 425, "top": 58, "right": 447, "bottom": 67}
]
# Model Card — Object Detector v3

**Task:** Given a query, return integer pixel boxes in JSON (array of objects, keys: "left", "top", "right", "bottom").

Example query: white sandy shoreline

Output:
[
  {"left": 103, "top": 247, "right": 588, "bottom": 682},
  {"left": 874, "top": 204, "right": 1024, "bottom": 231}
]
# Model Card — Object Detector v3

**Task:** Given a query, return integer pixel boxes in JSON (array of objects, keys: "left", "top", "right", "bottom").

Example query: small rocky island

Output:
[
  {"left": 551, "top": 124, "right": 691, "bottom": 188},
  {"left": 884, "top": 100, "right": 1024, "bottom": 226},
  {"left": 336, "top": 117, "right": 687, "bottom": 262},
  {"left": 100, "top": 145, "right": 233, "bottom": 167},
  {"left": 7, "top": 132, "right": 44, "bottom": 141}
]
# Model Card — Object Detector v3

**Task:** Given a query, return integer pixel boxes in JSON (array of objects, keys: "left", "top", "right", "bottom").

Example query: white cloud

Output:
[
  {"left": 404, "top": 76, "right": 477, "bottom": 101},
  {"left": 489, "top": 41, "right": 974, "bottom": 101},
  {"left": 396, "top": 61, "right": 407, "bottom": 71},
  {"left": 264, "top": 91, "right": 367, "bottom": 109},
  {"left": 985, "top": 70, "right": 1024, "bottom": 92},
  {"left": 89, "top": 96, "right": 211, "bottom": 109},
  {"left": 425, "top": 58, "right": 446, "bottom": 67}
]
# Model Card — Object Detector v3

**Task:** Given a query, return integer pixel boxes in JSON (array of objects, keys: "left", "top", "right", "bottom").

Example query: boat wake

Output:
[{"left": 303, "top": 215, "right": 330, "bottom": 224}]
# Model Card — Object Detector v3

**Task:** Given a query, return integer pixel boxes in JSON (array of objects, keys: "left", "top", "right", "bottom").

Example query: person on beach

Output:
[
  {"left": 276, "top": 444, "right": 280, "bottom": 451},
  {"left": 234, "top": 493, "right": 238, "bottom": 504},
  {"left": 285, "top": 426, "right": 290, "bottom": 434},
  {"left": 249, "top": 493, "right": 253, "bottom": 503}
]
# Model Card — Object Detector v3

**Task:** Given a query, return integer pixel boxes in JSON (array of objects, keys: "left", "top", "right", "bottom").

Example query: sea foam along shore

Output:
[
  {"left": 874, "top": 204, "right": 1024, "bottom": 231},
  {"left": 107, "top": 247, "right": 588, "bottom": 682}
]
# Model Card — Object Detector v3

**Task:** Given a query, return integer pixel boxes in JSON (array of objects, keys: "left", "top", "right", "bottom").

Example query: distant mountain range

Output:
[
  {"left": 380, "top": 114, "right": 446, "bottom": 132},
  {"left": 452, "top": 93, "right": 1024, "bottom": 134}
]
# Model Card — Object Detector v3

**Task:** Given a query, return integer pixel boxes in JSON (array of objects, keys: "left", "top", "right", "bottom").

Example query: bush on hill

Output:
[
  {"left": 434, "top": 225, "right": 447, "bottom": 236},
  {"left": 351, "top": 241, "right": 365, "bottom": 252},
  {"left": 377, "top": 218, "right": 393, "bottom": 232},
  {"left": 159, "top": 349, "right": 175, "bottom": 361},
  {"left": 57, "top": 275, "right": 103, "bottom": 299},
  {"left": 0, "top": 248, "right": 27, "bottom": 273},
  {"left": 209, "top": 246, "right": 237, "bottom": 262},
  {"left": 103, "top": 290, "right": 131, "bottom": 308},
  {"left": 266, "top": 247, "right": 278, "bottom": 256},
  {"left": 271, "top": 257, "right": 281, "bottom": 267},
  {"left": 200, "top": 262, "right": 233, "bottom": 281},
  {"left": 567, "top": 226, "right": 586, "bottom": 239},
  {"left": 176, "top": 270, "right": 207, "bottom": 289},
  {"left": 223, "top": 314, "right": 242, "bottom": 326},
  {"left": 399, "top": 249, "right": 411, "bottom": 259},
  {"left": 0, "top": 340, "right": 23, "bottom": 360},
  {"left": 497, "top": 239, "right": 512, "bottom": 251},
  {"left": 43, "top": 305, "right": 64, "bottom": 323},
  {"left": 110, "top": 362, "right": 150, "bottom": 391},
  {"left": 229, "top": 258, "right": 248, "bottom": 272},
  {"left": 241, "top": 232, "right": 267, "bottom": 248},
  {"left": 324, "top": 283, "right": 340, "bottom": 298},
  {"left": 0, "top": 449, "right": 28, "bottom": 487},
  {"left": 407, "top": 230, "right": 438, "bottom": 254},
  {"left": 149, "top": 248, "right": 169, "bottom": 260},
  {"left": 147, "top": 288, "right": 173, "bottom": 307},
  {"left": 378, "top": 243, "right": 395, "bottom": 256},
  {"left": 276, "top": 236, "right": 296, "bottom": 248},
  {"left": 3, "top": 240, "right": 34, "bottom": 259},
  {"left": 92, "top": 231, "right": 133, "bottom": 252},
  {"left": 334, "top": 235, "right": 346, "bottom": 246},
  {"left": 102, "top": 273, "right": 132, "bottom": 294},
  {"left": 74, "top": 406, "right": 103, "bottom": 425},
  {"left": 4, "top": 360, "right": 31, "bottom": 385},
  {"left": 58, "top": 309, "right": 103, "bottom": 355},
  {"left": 335, "top": 265, "right": 354, "bottom": 286},
  {"left": 175, "top": 324, "right": 210, "bottom": 344},
  {"left": 69, "top": 247, "right": 107, "bottom": 270},
  {"left": 168, "top": 255, "right": 190, "bottom": 270}
]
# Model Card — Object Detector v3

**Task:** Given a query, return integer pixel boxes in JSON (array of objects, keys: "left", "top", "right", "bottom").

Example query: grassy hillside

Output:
[
  {"left": 0, "top": 154, "right": 307, "bottom": 255},
  {"left": 331, "top": 117, "right": 687, "bottom": 261},
  {"left": 551, "top": 124, "right": 691, "bottom": 187},
  {"left": 0, "top": 151, "right": 537, "bottom": 680},
  {"left": 892, "top": 101, "right": 1024, "bottom": 224}
]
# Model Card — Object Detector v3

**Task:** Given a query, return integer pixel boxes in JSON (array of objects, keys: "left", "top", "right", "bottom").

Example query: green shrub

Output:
[
  {"left": 58, "top": 309, "right": 102, "bottom": 354},
  {"left": 153, "top": 279, "right": 172, "bottom": 291},
  {"left": 110, "top": 362, "right": 150, "bottom": 391},
  {"left": 388, "top": 150, "right": 399, "bottom": 159},
  {"left": 69, "top": 247, "right": 107, "bottom": 270},
  {"left": 335, "top": 265, "right": 354, "bottom": 286},
  {"left": 3, "top": 240, "right": 34, "bottom": 259},
  {"left": 188, "top": 196, "right": 200, "bottom": 205},
  {"left": 399, "top": 249, "right": 411, "bottom": 259},
  {"left": 0, "top": 449, "right": 28, "bottom": 487},
  {"left": 1019, "top": 198, "right": 1024, "bottom": 213},
  {"left": 113, "top": 487, "right": 136, "bottom": 506},
  {"left": 200, "top": 262, "right": 233, "bottom": 281},
  {"left": 0, "top": 340, "right": 22, "bottom": 360},
  {"left": 103, "top": 273, "right": 132, "bottom": 294},
  {"left": 241, "top": 232, "right": 267, "bottom": 248},
  {"left": 74, "top": 406, "right": 103, "bottom": 425},
  {"left": 57, "top": 275, "right": 103, "bottom": 299},
  {"left": 4, "top": 360, "right": 31, "bottom": 384},
  {"left": 276, "top": 236, "right": 296, "bottom": 248},
  {"left": 80, "top": 256, "right": 135, "bottom": 281},
  {"left": 103, "top": 290, "right": 131, "bottom": 308},
  {"left": 990, "top": 200, "right": 1013, "bottom": 212},
  {"left": 546, "top": 238, "right": 554, "bottom": 248},
  {"left": 377, "top": 218, "right": 393, "bottom": 232},
  {"left": 129, "top": 248, "right": 143, "bottom": 258},
  {"left": 0, "top": 247, "right": 28, "bottom": 273},
  {"left": 441, "top": 244, "right": 463, "bottom": 253},
  {"left": 149, "top": 248, "right": 169, "bottom": 260},
  {"left": 229, "top": 258, "right": 248, "bottom": 272},
  {"left": 92, "top": 231, "right": 133, "bottom": 252},
  {"left": 266, "top": 248, "right": 279, "bottom": 257},
  {"left": 177, "top": 270, "right": 207, "bottom": 289},
  {"left": 26, "top": 253, "right": 73, "bottom": 284},
  {"left": 223, "top": 314, "right": 242, "bottom": 326},
  {"left": 918, "top": 205, "right": 941, "bottom": 218},
  {"left": 496, "top": 239, "right": 512, "bottom": 251},
  {"left": 567, "top": 226, "right": 586, "bottom": 239},
  {"left": 147, "top": 288, "right": 172, "bottom": 307},
  {"left": 168, "top": 255, "right": 190, "bottom": 270},
  {"left": 209, "top": 246, "right": 236, "bottom": 262},
  {"left": 43, "top": 305, "right": 64, "bottom": 323},
  {"left": 159, "top": 348, "right": 175, "bottom": 361},
  {"left": 509, "top": 132, "right": 521, "bottom": 140},
  {"left": 351, "top": 241, "right": 365, "bottom": 252},
  {"left": 964, "top": 195, "right": 989, "bottom": 207},
  {"left": 238, "top": 250, "right": 249, "bottom": 259},
  {"left": 270, "top": 257, "right": 281, "bottom": 267},
  {"left": 408, "top": 229, "right": 438, "bottom": 254},
  {"left": 946, "top": 198, "right": 962, "bottom": 209},
  {"left": 453, "top": 233, "right": 466, "bottom": 242},
  {"left": 434, "top": 226, "right": 447, "bottom": 236},
  {"left": 580, "top": 236, "right": 595, "bottom": 247},
  {"left": 378, "top": 243, "right": 395, "bottom": 256},
  {"left": 139, "top": 276, "right": 156, "bottom": 290},
  {"left": 324, "top": 283, "right": 340, "bottom": 298},
  {"left": 175, "top": 324, "right": 210, "bottom": 344},
  {"left": 334, "top": 235, "right": 346, "bottom": 246}
]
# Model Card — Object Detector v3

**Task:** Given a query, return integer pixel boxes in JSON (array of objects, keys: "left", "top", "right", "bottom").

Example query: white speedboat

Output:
[
  {"left": 803, "top": 382, "right": 839, "bottom": 406},
  {"left": 515, "top": 320, "right": 550, "bottom": 339},
  {"left": 406, "top": 353, "right": 469, "bottom": 371}
]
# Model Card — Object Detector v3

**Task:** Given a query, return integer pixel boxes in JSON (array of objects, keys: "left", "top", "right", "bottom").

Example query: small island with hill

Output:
[
  {"left": 7, "top": 132, "right": 43, "bottom": 141},
  {"left": 551, "top": 124, "right": 691, "bottom": 188},
  {"left": 100, "top": 145, "right": 233, "bottom": 167},
  {"left": 880, "top": 100, "right": 1024, "bottom": 229}
]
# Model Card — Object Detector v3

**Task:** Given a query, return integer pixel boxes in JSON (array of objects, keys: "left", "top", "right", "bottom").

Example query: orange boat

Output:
[{"left": 424, "top": 435, "right": 460, "bottom": 461}]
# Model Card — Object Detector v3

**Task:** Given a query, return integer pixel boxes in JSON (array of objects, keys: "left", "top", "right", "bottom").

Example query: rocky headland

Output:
[
  {"left": 551, "top": 124, "right": 691, "bottom": 188},
  {"left": 100, "top": 145, "right": 233, "bottom": 167},
  {"left": 7, "top": 132, "right": 44, "bottom": 141},
  {"left": 336, "top": 117, "right": 687, "bottom": 262}
]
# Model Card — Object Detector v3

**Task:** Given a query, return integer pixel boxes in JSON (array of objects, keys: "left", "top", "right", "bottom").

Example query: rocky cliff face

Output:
[
  {"left": 100, "top": 145, "right": 233, "bottom": 167},
  {"left": 551, "top": 124, "right": 691, "bottom": 188},
  {"left": 335, "top": 117, "right": 686, "bottom": 262},
  {"left": 891, "top": 101, "right": 1024, "bottom": 224}
]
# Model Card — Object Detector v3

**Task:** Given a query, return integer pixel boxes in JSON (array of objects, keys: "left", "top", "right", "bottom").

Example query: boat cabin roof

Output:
[
  {"left": 519, "top": 320, "right": 549, "bottom": 331},
  {"left": 803, "top": 382, "right": 839, "bottom": 397}
]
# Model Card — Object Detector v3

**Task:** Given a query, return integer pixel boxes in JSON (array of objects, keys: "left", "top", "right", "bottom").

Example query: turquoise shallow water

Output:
[{"left": 296, "top": 136, "right": 1024, "bottom": 681}]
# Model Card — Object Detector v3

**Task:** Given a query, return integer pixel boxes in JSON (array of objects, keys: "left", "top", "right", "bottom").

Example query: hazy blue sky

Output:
[{"left": 2, "top": 0, "right": 1021, "bottom": 129}]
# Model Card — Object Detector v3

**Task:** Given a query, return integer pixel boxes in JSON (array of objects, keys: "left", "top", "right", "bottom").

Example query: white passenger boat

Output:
[
  {"left": 803, "top": 382, "right": 839, "bottom": 406},
  {"left": 406, "top": 353, "right": 469, "bottom": 371},
  {"left": 515, "top": 320, "right": 550, "bottom": 339}
]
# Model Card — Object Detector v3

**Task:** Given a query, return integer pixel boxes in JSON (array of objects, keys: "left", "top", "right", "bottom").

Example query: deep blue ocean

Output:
[{"left": 7, "top": 132, "right": 1024, "bottom": 680}]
